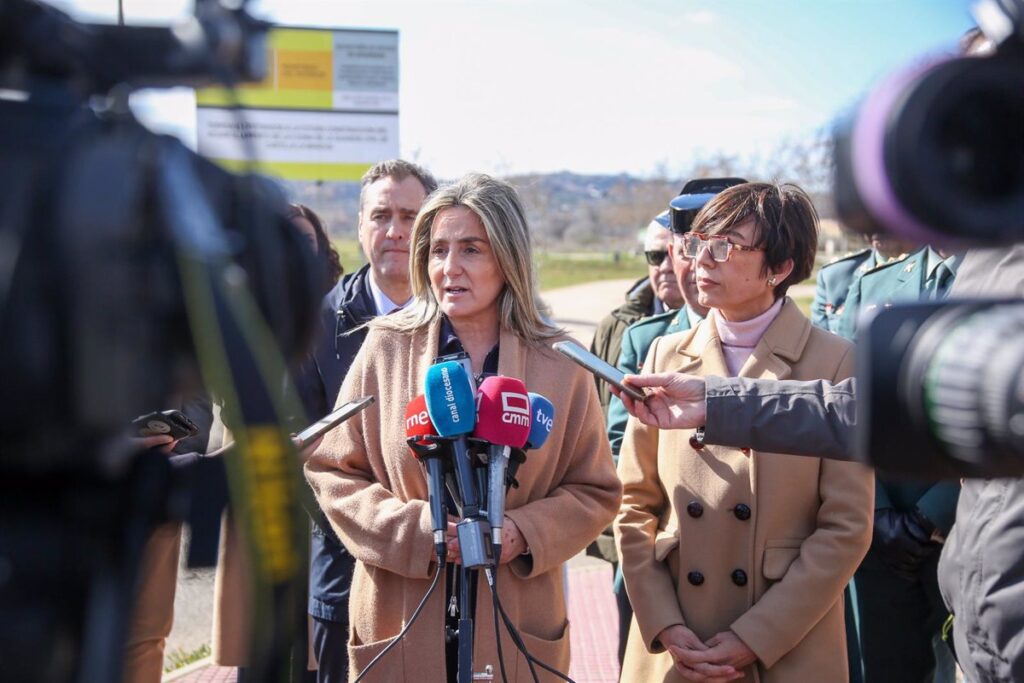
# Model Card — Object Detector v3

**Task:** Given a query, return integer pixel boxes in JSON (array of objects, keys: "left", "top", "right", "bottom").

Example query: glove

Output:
[{"left": 872, "top": 508, "right": 939, "bottom": 581}]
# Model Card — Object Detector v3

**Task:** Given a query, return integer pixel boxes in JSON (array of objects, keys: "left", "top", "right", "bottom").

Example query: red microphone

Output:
[
  {"left": 404, "top": 395, "right": 447, "bottom": 562},
  {"left": 473, "top": 376, "right": 530, "bottom": 549}
]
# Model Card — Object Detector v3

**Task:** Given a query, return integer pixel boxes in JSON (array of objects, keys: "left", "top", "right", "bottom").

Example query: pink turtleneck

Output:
[{"left": 712, "top": 297, "right": 784, "bottom": 376}]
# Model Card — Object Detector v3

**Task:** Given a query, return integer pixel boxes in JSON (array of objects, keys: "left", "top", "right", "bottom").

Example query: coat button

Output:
[
  {"left": 731, "top": 569, "right": 748, "bottom": 586},
  {"left": 687, "top": 571, "right": 705, "bottom": 586},
  {"left": 686, "top": 501, "right": 704, "bottom": 518},
  {"left": 733, "top": 504, "right": 751, "bottom": 521}
]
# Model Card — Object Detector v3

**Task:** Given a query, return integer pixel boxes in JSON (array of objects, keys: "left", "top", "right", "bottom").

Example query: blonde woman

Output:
[{"left": 305, "top": 173, "right": 621, "bottom": 681}]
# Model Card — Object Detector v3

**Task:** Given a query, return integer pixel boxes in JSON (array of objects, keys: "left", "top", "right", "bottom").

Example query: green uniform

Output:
[
  {"left": 811, "top": 248, "right": 872, "bottom": 332},
  {"left": 841, "top": 247, "right": 960, "bottom": 683},
  {"left": 606, "top": 307, "right": 694, "bottom": 459}
]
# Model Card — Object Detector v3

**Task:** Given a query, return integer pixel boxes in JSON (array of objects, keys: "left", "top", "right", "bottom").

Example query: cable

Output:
[
  {"left": 484, "top": 568, "right": 510, "bottom": 683},
  {"left": 353, "top": 561, "right": 444, "bottom": 683},
  {"left": 493, "top": 583, "right": 576, "bottom": 683}
]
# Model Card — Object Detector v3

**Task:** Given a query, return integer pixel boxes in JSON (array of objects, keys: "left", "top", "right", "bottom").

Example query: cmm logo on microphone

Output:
[{"left": 500, "top": 392, "right": 531, "bottom": 427}]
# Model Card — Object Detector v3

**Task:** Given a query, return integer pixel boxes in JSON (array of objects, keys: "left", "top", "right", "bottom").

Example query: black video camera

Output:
[
  {"left": 832, "top": 0, "right": 1024, "bottom": 477},
  {"left": 0, "top": 2, "right": 320, "bottom": 683}
]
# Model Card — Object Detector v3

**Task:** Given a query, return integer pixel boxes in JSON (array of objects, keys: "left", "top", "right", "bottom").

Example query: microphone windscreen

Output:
[
  {"left": 473, "top": 376, "right": 530, "bottom": 448},
  {"left": 526, "top": 392, "right": 555, "bottom": 450},
  {"left": 424, "top": 361, "right": 477, "bottom": 437},
  {"left": 404, "top": 395, "right": 437, "bottom": 451}
]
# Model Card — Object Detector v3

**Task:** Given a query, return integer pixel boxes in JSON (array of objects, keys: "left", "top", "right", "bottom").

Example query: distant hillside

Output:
[{"left": 280, "top": 144, "right": 857, "bottom": 254}]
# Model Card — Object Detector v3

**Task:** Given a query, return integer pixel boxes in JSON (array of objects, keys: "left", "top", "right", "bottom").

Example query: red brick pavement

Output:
[{"left": 170, "top": 560, "right": 620, "bottom": 683}]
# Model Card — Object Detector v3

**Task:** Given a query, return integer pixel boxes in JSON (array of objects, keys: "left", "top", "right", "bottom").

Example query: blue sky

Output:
[{"left": 54, "top": 0, "right": 975, "bottom": 177}]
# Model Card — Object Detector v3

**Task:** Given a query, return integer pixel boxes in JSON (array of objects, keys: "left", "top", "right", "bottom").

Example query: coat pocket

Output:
[
  {"left": 517, "top": 620, "right": 571, "bottom": 681},
  {"left": 762, "top": 539, "right": 803, "bottom": 580},
  {"left": 653, "top": 530, "right": 680, "bottom": 562},
  {"left": 348, "top": 632, "right": 404, "bottom": 681}
]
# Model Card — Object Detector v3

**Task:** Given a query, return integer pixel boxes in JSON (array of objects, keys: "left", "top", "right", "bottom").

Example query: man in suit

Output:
[{"left": 837, "top": 244, "right": 963, "bottom": 683}]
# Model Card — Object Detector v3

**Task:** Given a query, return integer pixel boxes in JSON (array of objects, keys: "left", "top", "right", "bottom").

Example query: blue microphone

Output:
[
  {"left": 506, "top": 392, "right": 555, "bottom": 492},
  {"left": 424, "top": 361, "right": 482, "bottom": 517},
  {"left": 526, "top": 392, "right": 555, "bottom": 450}
]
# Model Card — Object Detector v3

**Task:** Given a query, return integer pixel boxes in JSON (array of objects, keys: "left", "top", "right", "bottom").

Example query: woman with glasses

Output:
[{"left": 614, "top": 182, "right": 874, "bottom": 683}]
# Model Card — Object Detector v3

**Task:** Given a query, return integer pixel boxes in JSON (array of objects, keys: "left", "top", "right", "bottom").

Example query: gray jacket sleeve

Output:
[{"left": 703, "top": 376, "right": 857, "bottom": 462}]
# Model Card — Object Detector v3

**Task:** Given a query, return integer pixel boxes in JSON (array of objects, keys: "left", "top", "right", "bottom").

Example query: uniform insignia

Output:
[{"left": 904, "top": 261, "right": 917, "bottom": 273}]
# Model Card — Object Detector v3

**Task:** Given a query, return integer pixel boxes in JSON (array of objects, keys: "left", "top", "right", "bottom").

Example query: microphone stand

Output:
[{"left": 457, "top": 438, "right": 493, "bottom": 683}]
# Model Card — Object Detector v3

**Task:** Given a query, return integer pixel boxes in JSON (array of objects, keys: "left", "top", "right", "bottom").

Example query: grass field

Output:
[{"left": 336, "top": 240, "right": 649, "bottom": 292}]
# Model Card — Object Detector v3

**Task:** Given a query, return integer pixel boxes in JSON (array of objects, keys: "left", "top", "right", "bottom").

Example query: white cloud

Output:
[{"left": 682, "top": 10, "right": 716, "bottom": 24}]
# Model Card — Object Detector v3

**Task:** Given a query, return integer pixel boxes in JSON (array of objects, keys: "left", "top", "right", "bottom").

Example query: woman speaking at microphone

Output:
[{"left": 305, "top": 173, "right": 621, "bottom": 682}]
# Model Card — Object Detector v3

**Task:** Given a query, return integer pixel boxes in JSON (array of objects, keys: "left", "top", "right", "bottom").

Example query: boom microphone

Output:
[
  {"left": 404, "top": 395, "right": 447, "bottom": 563},
  {"left": 473, "top": 377, "right": 531, "bottom": 549},
  {"left": 506, "top": 392, "right": 555, "bottom": 491}
]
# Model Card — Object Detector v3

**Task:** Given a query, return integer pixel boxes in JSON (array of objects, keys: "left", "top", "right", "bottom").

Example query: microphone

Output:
[
  {"left": 506, "top": 392, "right": 555, "bottom": 491},
  {"left": 404, "top": 395, "right": 447, "bottom": 564},
  {"left": 425, "top": 361, "right": 493, "bottom": 569},
  {"left": 473, "top": 377, "right": 531, "bottom": 549}
]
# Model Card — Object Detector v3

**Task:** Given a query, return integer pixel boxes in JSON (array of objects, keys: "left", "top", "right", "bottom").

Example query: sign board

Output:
[{"left": 196, "top": 27, "right": 399, "bottom": 181}]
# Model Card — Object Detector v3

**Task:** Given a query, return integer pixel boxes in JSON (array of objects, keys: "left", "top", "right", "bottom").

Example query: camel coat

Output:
[
  {"left": 305, "top": 318, "right": 622, "bottom": 682},
  {"left": 615, "top": 298, "right": 874, "bottom": 683}
]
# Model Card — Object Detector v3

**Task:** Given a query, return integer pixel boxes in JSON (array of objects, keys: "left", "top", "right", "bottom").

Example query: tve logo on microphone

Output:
[
  {"left": 534, "top": 404, "right": 554, "bottom": 434},
  {"left": 500, "top": 391, "right": 530, "bottom": 427}
]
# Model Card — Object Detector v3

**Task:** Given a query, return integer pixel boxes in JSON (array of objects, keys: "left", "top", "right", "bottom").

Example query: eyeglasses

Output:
[
  {"left": 644, "top": 250, "right": 670, "bottom": 266},
  {"left": 675, "top": 231, "right": 765, "bottom": 263}
]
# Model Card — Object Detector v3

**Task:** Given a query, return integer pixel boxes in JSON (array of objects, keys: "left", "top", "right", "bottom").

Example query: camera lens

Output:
[
  {"left": 902, "top": 303, "right": 1024, "bottom": 469},
  {"left": 887, "top": 57, "right": 1024, "bottom": 244},
  {"left": 834, "top": 54, "right": 1024, "bottom": 246}
]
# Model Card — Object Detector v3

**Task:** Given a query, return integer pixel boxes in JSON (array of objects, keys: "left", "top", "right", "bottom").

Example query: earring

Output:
[{"left": 768, "top": 276, "right": 777, "bottom": 286}]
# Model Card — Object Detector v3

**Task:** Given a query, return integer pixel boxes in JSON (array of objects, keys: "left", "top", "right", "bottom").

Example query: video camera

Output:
[
  {"left": 0, "top": 2, "right": 320, "bottom": 682},
  {"left": 832, "top": 0, "right": 1024, "bottom": 477}
]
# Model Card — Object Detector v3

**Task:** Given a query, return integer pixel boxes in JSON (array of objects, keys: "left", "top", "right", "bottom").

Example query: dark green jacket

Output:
[
  {"left": 836, "top": 247, "right": 959, "bottom": 533},
  {"left": 589, "top": 276, "right": 655, "bottom": 413},
  {"left": 811, "top": 249, "right": 872, "bottom": 333}
]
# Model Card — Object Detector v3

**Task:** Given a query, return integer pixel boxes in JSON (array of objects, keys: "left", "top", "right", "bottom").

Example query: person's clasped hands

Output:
[
  {"left": 657, "top": 624, "right": 757, "bottom": 682},
  {"left": 610, "top": 372, "right": 708, "bottom": 430}
]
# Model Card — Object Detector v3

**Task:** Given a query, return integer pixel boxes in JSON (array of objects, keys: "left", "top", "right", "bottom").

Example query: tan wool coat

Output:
[
  {"left": 615, "top": 298, "right": 874, "bottom": 683},
  {"left": 305, "top": 318, "right": 622, "bottom": 682}
]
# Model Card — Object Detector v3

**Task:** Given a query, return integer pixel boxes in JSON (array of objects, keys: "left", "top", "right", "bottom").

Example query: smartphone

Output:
[
  {"left": 552, "top": 341, "right": 647, "bottom": 402},
  {"left": 132, "top": 409, "right": 200, "bottom": 440},
  {"left": 294, "top": 396, "right": 375, "bottom": 448}
]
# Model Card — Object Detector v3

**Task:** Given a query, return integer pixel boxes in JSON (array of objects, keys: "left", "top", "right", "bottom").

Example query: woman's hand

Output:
[
  {"left": 445, "top": 519, "right": 462, "bottom": 565},
  {"left": 443, "top": 516, "right": 528, "bottom": 566},
  {"left": 700, "top": 631, "right": 758, "bottom": 671},
  {"left": 659, "top": 624, "right": 743, "bottom": 682},
  {"left": 498, "top": 516, "right": 527, "bottom": 564}
]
